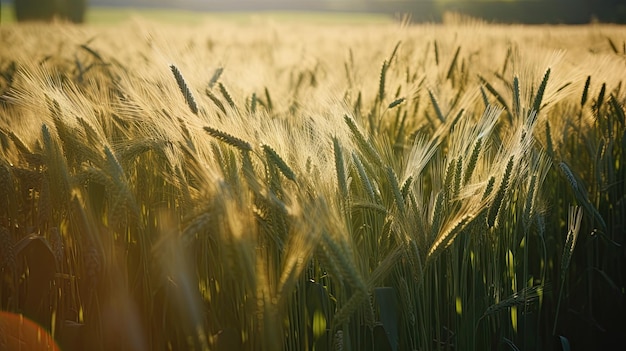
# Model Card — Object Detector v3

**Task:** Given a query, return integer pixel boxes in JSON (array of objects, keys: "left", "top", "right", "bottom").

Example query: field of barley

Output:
[{"left": 0, "top": 14, "right": 625, "bottom": 351}]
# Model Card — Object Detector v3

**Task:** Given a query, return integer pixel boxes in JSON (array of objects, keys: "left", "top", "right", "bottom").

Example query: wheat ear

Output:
[
  {"left": 487, "top": 156, "right": 514, "bottom": 228},
  {"left": 170, "top": 64, "right": 198, "bottom": 115}
]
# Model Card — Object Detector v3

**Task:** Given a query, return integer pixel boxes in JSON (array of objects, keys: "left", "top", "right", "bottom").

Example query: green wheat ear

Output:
[
  {"left": 609, "top": 95, "right": 625, "bottom": 124},
  {"left": 250, "top": 92, "right": 257, "bottom": 114},
  {"left": 581, "top": 76, "right": 591, "bottom": 107},
  {"left": 479, "top": 76, "right": 512, "bottom": 124},
  {"left": 400, "top": 175, "right": 413, "bottom": 199},
  {"left": 353, "top": 91, "right": 362, "bottom": 117},
  {"left": 559, "top": 161, "right": 607, "bottom": 232},
  {"left": 262, "top": 144, "right": 296, "bottom": 183},
  {"left": 331, "top": 289, "right": 368, "bottom": 329},
  {"left": 352, "top": 152, "right": 376, "bottom": 201},
  {"left": 559, "top": 161, "right": 578, "bottom": 192},
  {"left": 389, "top": 40, "right": 401, "bottom": 63},
  {"left": 446, "top": 46, "right": 461, "bottom": 81},
  {"left": 531, "top": 68, "right": 551, "bottom": 118},
  {"left": 218, "top": 82, "right": 236, "bottom": 109},
  {"left": 203, "top": 126, "right": 252, "bottom": 152},
  {"left": 208, "top": 67, "right": 224, "bottom": 89},
  {"left": 453, "top": 155, "right": 463, "bottom": 197},
  {"left": 264, "top": 87, "right": 273, "bottom": 111},
  {"left": 480, "top": 86, "right": 490, "bottom": 108},
  {"left": 483, "top": 285, "right": 546, "bottom": 317},
  {"left": 512, "top": 76, "right": 521, "bottom": 117},
  {"left": 501, "top": 45, "right": 512, "bottom": 75},
  {"left": 344, "top": 115, "right": 383, "bottom": 166},
  {"left": 388, "top": 97, "right": 405, "bottom": 109},
  {"left": 378, "top": 60, "right": 389, "bottom": 102},
  {"left": 376, "top": 41, "right": 401, "bottom": 104},
  {"left": 205, "top": 89, "right": 226, "bottom": 114},
  {"left": 607, "top": 36, "right": 619, "bottom": 54},
  {"left": 561, "top": 206, "right": 583, "bottom": 276},
  {"left": 430, "top": 191, "right": 444, "bottom": 242},
  {"left": 594, "top": 82, "right": 606, "bottom": 113},
  {"left": 428, "top": 89, "right": 445, "bottom": 123},
  {"left": 386, "top": 166, "right": 405, "bottom": 213},
  {"left": 487, "top": 156, "right": 514, "bottom": 228},
  {"left": 443, "top": 158, "right": 456, "bottom": 198},
  {"left": 170, "top": 64, "right": 199, "bottom": 115},
  {"left": 523, "top": 175, "right": 537, "bottom": 229},
  {"left": 333, "top": 137, "right": 348, "bottom": 198},
  {"left": 554, "top": 206, "right": 583, "bottom": 334},
  {"left": 464, "top": 138, "right": 482, "bottom": 184}
]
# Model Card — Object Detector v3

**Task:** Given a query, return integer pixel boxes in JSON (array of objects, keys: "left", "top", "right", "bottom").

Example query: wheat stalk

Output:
[
  {"left": 344, "top": 115, "right": 383, "bottom": 166},
  {"left": 208, "top": 67, "right": 224, "bottom": 89},
  {"left": 218, "top": 82, "right": 236, "bottom": 109},
  {"left": 352, "top": 152, "right": 376, "bottom": 201},
  {"left": 523, "top": 175, "right": 537, "bottom": 230},
  {"left": 553, "top": 206, "right": 583, "bottom": 334},
  {"left": 205, "top": 89, "right": 226, "bottom": 114},
  {"left": 203, "top": 126, "right": 252, "bottom": 152},
  {"left": 430, "top": 191, "right": 445, "bottom": 242},
  {"left": 331, "top": 289, "right": 368, "bottom": 329},
  {"left": 262, "top": 144, "right": 296, "bottom": 183},
  {"left": 446, "top": 46, "right": 461, "bottom": 81},
  {"left": 334, "top": 330, "right": 344, "bottom": 351},
  {"left": 427, "top": 213, "right": 474, "bottom": 261},
  {"left": 386, "top": 166, "right": 405, "bottom": 213},
  {"left": 594, "top": 82, "right": 606, "bottom": 113},
  {"left": 453, "top": 155, "right": 463, "bottom": 198},
  {"left": 249, "top": 92, "right": 258, "bottom": 114},
  {"left": 333, "top": 137, "right": 348, "bottom": 198},
  {"left": 170, "top": 64, "right": 198, "bottom": 115},
  {"left": 428, "top": 88, "right": 445, "bottom": 123},
  {"left": 388, "top": 97, "right": 405, "bottom": 109},
  {"left": 483, "top": 285, "right": 547, "bottom": 317},
  {"left": 531, "top": 68, "right": 551, "bottom": 116},
  {"left": 512, "top": 76, "right": 521, "bottom": 117},
  {"left": 487, "top": 156, "right": 514, "bottom": 228},
  {"left": 264, "top": 87, "right": 273, "bottom": 112},
  {"left": 463, "top": 138, "right": 482, "bottom": 185},
  {"left": 400, "top": 175, "right": 413, "bottom": 199},
  {"left": 561, "top": 206, "right": 583, "bottom": 274},
  {"left": 378, "top": 61, "right": 388, "bottom": 102},
  {"left": 581, "top": 76, "right": 591, "bottom": 107}
]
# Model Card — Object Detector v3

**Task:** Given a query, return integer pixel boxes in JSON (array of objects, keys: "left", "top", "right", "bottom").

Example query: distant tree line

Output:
[
  {"left": 10, "top": 0, "right": 626, "bottom": 24},
  {"left": 13, "top": 0, "right": 86, "bottom": 23},
  {"left": 374, "top": 0, "right": 626, "bottom": 24}
]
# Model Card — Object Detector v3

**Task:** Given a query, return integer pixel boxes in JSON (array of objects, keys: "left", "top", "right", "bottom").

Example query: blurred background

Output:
[{"left": 0, "top": 0, "right": 625, "bottom": 24}]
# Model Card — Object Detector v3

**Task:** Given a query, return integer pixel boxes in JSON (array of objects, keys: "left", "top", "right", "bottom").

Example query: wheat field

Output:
[{"left": 0, "top": 15, "right": 625, "bottom": 351}]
